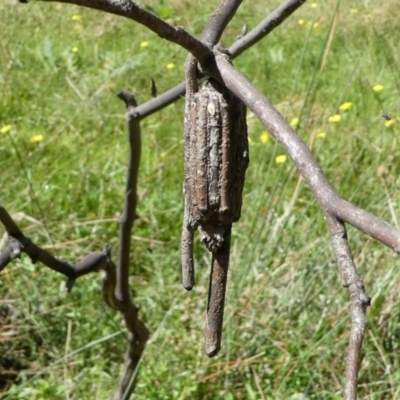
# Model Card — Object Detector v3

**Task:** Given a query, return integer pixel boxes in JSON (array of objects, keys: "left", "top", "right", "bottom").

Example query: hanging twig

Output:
[{"left": 204, "top": 226, "right": 231, "bottom": 357}]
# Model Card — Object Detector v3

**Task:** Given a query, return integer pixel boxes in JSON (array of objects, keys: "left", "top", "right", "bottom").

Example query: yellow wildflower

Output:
[
  {"left": 166, "top": 63, "right": 175, "bottom": 69},
  {"left": 372, "top": 84, "right": 384, "bottom": 92},
  {"left": 275, "top": 155, "right": 287, "bottom": 164},
  {"left": 339, "top": 101, "right": 352, "bottom": 111},
  {"left": 316, "top": 132, "right": 326, "bottom": 139},
  {"left": 298, "top": 19, "right": 305, "bottom": 26},
  {"left": 311, "top": 3, "right": 318, "bottom": 8},
  {"left": 351, "top": 8, "right": 359, "bottom": 13},
  {"left": 384, "top": 119, "right": 396, "bottom": 128},
  {"left": 72, "top": 47, "right": 79, "bottom": 53},
  {"left": 260, "top": 131, "right": 270, "bottom": 143},
  {"left": 71, "top": 15, "right": 80, "bottom": 21},
  {"left": 0, "top": 124, "right": 12, "bottom": 134},
  {"left": 74, "top": 24, "right": 83, "bottom": 32},
  {"left": 313, "top": 22, "right": 319, "bottom": 28},
  {"left": 328, "top": 114, "right": 341, "bottom": 123},
  {"left": 30, "top": 134, "right": 44, "bottom": 144},
  {"left": 140, "top": 41, "right": 149, "bottom": 48},
  {"left": 290, "top": 117, "right": 299, "bottom": 127}
]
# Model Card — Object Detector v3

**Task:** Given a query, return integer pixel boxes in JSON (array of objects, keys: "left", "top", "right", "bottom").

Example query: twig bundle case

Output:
[
  {"left": 185, "top": 78, "right": 249, "bottom": 250},
  {"left": 182, "top": 75, "right": 249, "bottom": 356}
]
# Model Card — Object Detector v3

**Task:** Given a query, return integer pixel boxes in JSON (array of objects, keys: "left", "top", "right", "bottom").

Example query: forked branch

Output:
[
  {"left": 131, "top": 0, "right": 308, "bottom": 119},
  {"left": 0, "top": 205, "right": 109, "bottom": 289},
  {"left": 32, "top": 0, "right": 305, "bottom": 119},
  {"left": 0, "top": 88, "right": 149, "bottom": 400}
]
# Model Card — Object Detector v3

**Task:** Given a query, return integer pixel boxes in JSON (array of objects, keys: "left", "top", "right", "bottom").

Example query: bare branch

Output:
[
  {"left": 29, "top": 0, "right": 239, "bottom": 120},
  {"left": 199, "top": 0, "right": 243, "bottom": 46},
  {"left": 134, "top": 82, "right": 186, "bottom": 120},
  {"left": 117, "top": 89, "right": 137, "bottom": 108},
  {"left": 0, "top": 88, "right": 149, "bottom": 398},
  {"left": 213, "top": 55, "right": 400, "bottom": 253},
  {"left": 101, "top": 253, "right": 149, "bottom": 400},
  {"left": 41, "top": 0, "right": 213, "bottom": 66},
  {"left": 29, "top": 0, "right": 302, "bottom": 120},
  {"left": 104, "top": 91, "right": 149, "bottom": 399},
  {"left": 325, "top": 214, "right": 371, "bottom": 400},
  {"left": 134, "top": 0, "right": 306, "bottom": 119},
  {"left": 115, "top": 89, "right": 140, "bottom": 305},
  {"left": 229, "top": 0, "right": 307, "bottom": 57},
  {"left": 184, "top": 0, "right": 243, "bottom": 89},
  {"left": 0, "top": 205, "right": 108, "bottom": 287}
]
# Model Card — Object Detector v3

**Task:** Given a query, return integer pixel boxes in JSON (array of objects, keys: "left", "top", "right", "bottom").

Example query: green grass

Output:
[{"left": 1, "top": 0, "right": 400, "bottom": 398}]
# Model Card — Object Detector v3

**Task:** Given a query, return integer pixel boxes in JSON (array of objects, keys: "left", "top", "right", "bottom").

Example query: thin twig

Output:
[
  {"left": 181, "top": 55, "right": 198, "bottom": 290},
  {"left": 115, "top": 89, "right": 139, "bottom": 305},
  {"left": 181, "top": 203, "right": 195, "bottom": 290},
  {"left": 229, "top": 0, "right": 307, "bottom": 57},
  {"left": 108, "top": 90, "right": 149, "bottom": 400},
  {"left": 0, "top": 205, "right": 109, "bottom": 289},
  {"left": 199, "top": 0, "right": 243, "bottom": 46},
  {"left": 325, "top": 214, "right": 370, "bottom": 400}
]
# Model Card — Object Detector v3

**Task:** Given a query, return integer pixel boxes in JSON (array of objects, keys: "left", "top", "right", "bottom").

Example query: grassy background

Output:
[{"left": 1, "top": 0, "right": 400, "bottom": 398}]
